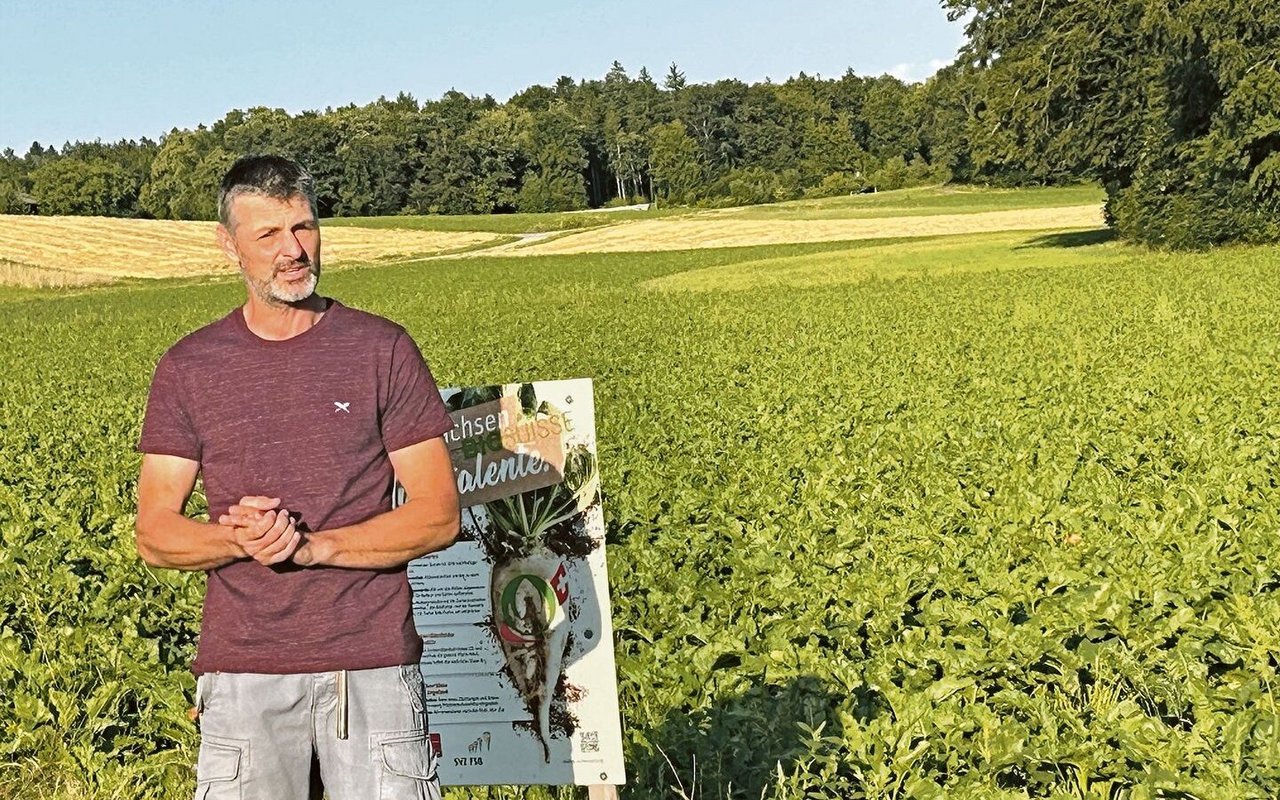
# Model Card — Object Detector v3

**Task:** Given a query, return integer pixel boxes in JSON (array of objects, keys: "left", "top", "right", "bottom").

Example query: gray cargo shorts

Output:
[{"left": 193, "top": 664, "right": 441, "bottom": 800}]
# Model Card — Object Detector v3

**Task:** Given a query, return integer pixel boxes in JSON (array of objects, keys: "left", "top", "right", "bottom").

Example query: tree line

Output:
[
  {"left": 3, "top": 1, "right": 1277, "bottom": 249},
  {"left": 0, "top": 63, "right": 975, "bottom": 221}
]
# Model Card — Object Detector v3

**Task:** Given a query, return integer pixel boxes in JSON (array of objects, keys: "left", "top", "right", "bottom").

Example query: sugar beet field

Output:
[{"left": 2, "top": 199, "right": 1280, "bottom": 797}]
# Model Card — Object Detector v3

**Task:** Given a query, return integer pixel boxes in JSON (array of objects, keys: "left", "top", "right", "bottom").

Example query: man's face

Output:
[{"left": 217, "top": 193, "right": 321, "bottom": 305}]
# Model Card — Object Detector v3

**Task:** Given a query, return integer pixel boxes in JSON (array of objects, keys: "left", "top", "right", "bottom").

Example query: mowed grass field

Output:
[
  {"left": 3, "top": 186, "right": 1280, "bottom": 799},
  {"left": 0, "top": 185, "right": 1103, "bottom": 284},
  {"left": 0, "top": 216, "right": 506, "bottom": 284}
]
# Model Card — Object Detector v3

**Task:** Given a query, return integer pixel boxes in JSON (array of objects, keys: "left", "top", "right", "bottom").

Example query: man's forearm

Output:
[
  {"left": 294, "top": 498, "right": 460, "bottom": 569},
  {"left": 136, "top": 508, "right": 243, "bottom": 571}
]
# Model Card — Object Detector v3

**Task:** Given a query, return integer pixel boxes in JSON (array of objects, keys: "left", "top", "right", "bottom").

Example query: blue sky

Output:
[{"left": 0, "top": 0, "right": 968, "bottom": 153}]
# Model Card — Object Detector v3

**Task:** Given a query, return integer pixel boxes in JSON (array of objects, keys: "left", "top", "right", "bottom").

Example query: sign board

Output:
[{"left": 402, "top": 379, "right": 626, "bottom": 786}]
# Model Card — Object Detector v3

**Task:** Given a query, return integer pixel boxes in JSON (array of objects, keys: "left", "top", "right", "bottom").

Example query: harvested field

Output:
[
  {"left": 0, "top": 259, "right": 115, "bottom": 288},
  {"left": 700, "top": 183, "right": 1104, "bottom": 220},
  {"left": 0, "top": 215, "right": 502, "bottom": 282},
  {"left": 0, "top": 199, "right": 1107, "bottom": 286},
  {"left": 504, "top": 204, "right": 1105, "bottom": 256}
]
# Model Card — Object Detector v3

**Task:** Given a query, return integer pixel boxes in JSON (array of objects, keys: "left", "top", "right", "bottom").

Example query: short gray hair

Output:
[{"left": 217, "top": 154, "right": 317, "bottom": 228}]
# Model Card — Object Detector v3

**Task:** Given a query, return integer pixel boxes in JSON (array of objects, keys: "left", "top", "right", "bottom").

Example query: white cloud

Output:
[{"left": 886, "top": 58, "right": 951, "bottom": 83}]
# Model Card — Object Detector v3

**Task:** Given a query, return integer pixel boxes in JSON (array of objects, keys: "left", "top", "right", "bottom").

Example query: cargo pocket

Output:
[
  {"left": 194, "top": 733, "right": 246, "bottom": 800},
  {"left": 375, "top": 730, "right": 440, "bottom": 800},
  {"left": 398, "top": 664, "right": 427, "bottom": 719}
]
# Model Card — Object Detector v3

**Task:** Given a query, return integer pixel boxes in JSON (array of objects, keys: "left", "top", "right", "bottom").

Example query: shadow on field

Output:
[
  {"left": 629, "top": 675, "right": 846, "bottom": 799},
  {"left": 1017, "top": 228, "right": 1116, "bottom": 249}
]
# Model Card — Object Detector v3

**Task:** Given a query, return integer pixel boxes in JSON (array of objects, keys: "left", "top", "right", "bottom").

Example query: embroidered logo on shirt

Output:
[{"left": 334, "top": 401, "right": 351, "bottom": 413}]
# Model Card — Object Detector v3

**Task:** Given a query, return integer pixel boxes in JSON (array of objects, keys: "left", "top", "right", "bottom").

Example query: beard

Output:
[{"left": 246, "top": 259, "right": 320, "bottom": 305}]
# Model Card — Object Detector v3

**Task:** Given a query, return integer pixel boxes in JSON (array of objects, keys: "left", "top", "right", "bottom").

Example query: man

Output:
[{"left": 135, "top": 154, "right": 459, "bottom": 799}]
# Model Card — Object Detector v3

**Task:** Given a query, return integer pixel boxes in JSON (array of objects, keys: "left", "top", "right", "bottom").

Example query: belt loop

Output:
[
  {"left": 190, "top": 673, "right": 208, "bottom": 723},
  {"left": 336, "top": 669, "right": 349, "bottom": 740}
]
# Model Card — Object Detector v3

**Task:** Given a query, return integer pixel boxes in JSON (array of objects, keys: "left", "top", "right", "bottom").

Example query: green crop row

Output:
[{"left": 2, "top": 231, "right": 1278, "bottom": 798}]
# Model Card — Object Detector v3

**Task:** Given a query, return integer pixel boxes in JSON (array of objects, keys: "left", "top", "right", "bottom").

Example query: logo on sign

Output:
[{"left": 497, "top": 563, "right": 570, "bottom": 644}]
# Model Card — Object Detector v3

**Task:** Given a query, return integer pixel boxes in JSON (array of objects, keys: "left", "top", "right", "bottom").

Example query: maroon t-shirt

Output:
[{"left": 138, "top": 299, "right": 453, "bottom": 674}]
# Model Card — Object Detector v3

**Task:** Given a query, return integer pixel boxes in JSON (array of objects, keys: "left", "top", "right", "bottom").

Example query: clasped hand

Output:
[{"left": 218, "top": 496, "right": 302, "bottom": 565}]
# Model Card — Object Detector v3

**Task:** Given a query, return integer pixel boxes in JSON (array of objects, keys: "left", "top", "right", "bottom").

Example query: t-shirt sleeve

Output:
[
  {"left": 381, "top": 331, "right": 454, "bottom": 453},
  {"left": 138, "top": 352, "right": 202, "bottom": 460}
]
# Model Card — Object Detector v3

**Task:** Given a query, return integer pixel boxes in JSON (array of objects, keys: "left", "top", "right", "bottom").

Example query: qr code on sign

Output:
[{"left": 581, "top": 731, "right": 599, "bottom": 753}]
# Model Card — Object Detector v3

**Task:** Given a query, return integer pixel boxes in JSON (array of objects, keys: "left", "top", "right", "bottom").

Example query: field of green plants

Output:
[{"left": 2, "top": 195, "right": 1280, "bottom": 798}]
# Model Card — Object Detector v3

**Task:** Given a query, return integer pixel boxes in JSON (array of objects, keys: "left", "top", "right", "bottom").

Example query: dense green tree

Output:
[
  {"left": 648, "top": 121, "right": 703, "bottom": 203},
  {"left": 728, "top": 165, "right": 787, "bottom": 205},
  {"left": 326, "top": 103, "right": 413, "bottom": 215},
  {"left": 336, "top": 132, "right": 409, "bottom": 216},
  {"left": 407, "top": 91, "right": 484, "bottom": 214},
  {"left": 218, "top": 107, "right": 295, "bottom": 155},
  {"left": 675, "top": 80, "right": 747, "bottom": 175},
  {"left": 553, "top": 75, "right": 578, "bottom": 100},
  {"left": 0, "top": 147, "right": 30, "bottom": 213},
  {"left": 664, "top": 63, "right": 687, "bottom": 92},
  {"left": 139, "top": 129, "right": 228, "bottom": 220},
  {"left": 799, "top": 113, "right": 867, "bottom": 185},
  {"left": 734, "top": 84, "right": 794, "bottom": 173},
  {"left": 280, "top": 112, "right": 344, "bottom": 217},
  {"left": 517, "top": 103, "right": 589, "bottom": 212},
  {"left": 861, "top": 75, "right": 923, "bottom": 163},
  {"left": 462, "top": 107, "right": 532, "bottom": 213},
  {"left": 60, "top": 138, "right": 157, "bottom": 190},
  {"left": 946, "top": 0, "right": 1280, "bottom": 245},
  {"left": 23, "top": 142, "right": 57, "bottom": 169},
  {"left": 0, "top": 182, "right": 23, "bottom": 214},
  {"left": 629, "top": 67, "right": 667, "bottom": 127},
  {"left": 917, "top": 64, "right": 981, "bottom": 183},
  {"left": 508, "top": 84, "right": 557, "bottom": 113},
  {"left": 28, "top": 157, "right": 136, "bottom": 216},
  {"left": 606, "top": 126, "right": 649, "bottom": 201},
  {"left": 591, "top": 62, "right": 669, "bottom": 202}
]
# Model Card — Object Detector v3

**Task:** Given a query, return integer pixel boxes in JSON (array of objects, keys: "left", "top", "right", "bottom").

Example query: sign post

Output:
[{"left": 403, "top": 379, "right": 626, "bottom": 788}]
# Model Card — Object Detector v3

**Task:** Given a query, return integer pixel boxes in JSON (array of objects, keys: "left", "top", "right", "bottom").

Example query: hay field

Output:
[
  {"left": 0, "top": 215, "right": 502, "bottom": 284},
  {"left": 505, "top": 204, "right": 1106, "bottom": 256},
  {"left": 0, "top": 193, "right": 1105, "bottom": 287},
  {"left": 0, "top": 259, "right": 114, "bottom": 289},
  {"left": 699, "top": 183, "right": 1104, "bottom": 220}
]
